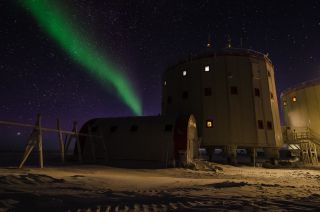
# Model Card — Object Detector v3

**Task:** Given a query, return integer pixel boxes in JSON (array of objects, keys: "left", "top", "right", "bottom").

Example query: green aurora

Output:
[{"left": 19, "top": 0, "right": 142, "bottom": 115}]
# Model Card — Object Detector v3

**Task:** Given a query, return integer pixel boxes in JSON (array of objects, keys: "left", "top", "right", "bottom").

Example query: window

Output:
[
  {"left": 206, "top": 120, "right": 213, "bottom": 128},
  {"left": 205, "top": 65, "right": 210, "bottom": 72},
  {"left": 254, "top": 88, "right": 260, "bottom": 97},
  {"left": 110, "top": 126, "right": 118, "bottom": 133},
  {"left": 130, "top": 125, "right": 138, "bottom": 132},
  {"left": 230, "top": 86, "right": 238, "bottom": 95},
  {"left": 164, "top": 124, "right": 173, "bottom": 132},
  {"left": 267, "top": 121, "right": 273, "bottom": 130},
  {"left": 204, "top": 87, "right": 212, "bottom": 96},
  {"left": 183, "top": 70, "right": 187, "bottom": 76},
  {"left": 257, "top": 120, "right": 264, "bottom": 129},
  {"left": 182, "top": 91, "right": 188, "bottom": 99},
  {"left": 167, "top": 96, "right": 172, "bottom": 104},
  {"left": 292, "top": 96, "right": 297, "bottom": 102}
]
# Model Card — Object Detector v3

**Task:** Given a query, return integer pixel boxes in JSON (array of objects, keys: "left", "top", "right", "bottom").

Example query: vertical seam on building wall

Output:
[
  {"left": 237, "top": 57, "right": 244, "bottom": 145},
  {"left": 250, "top": 62, "right": 258, "bottom": 148},
  {"left": 224, "top": 56, "right": 232, "bottom": 145},
  {"left": 263, "top": 63, "right": 271, "bottom": 146}
]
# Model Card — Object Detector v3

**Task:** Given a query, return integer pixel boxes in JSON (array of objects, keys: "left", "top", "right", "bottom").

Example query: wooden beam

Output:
[
  {"left": 37, "top": 114, "right": 44, "bottom": 168},
  {"left": 57, "top": 119, "right": 65, "bottom": 163},
  {"left": 0, "top": 120, "right": 101, "bottom": 138},
  {"left": 73, "top": 122, "right": 82, "bottom": 162}
]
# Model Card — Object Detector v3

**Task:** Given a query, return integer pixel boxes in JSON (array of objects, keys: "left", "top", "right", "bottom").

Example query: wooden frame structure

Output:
[{"left": 0, "top": 114, "right": 101, "bottom": 168}]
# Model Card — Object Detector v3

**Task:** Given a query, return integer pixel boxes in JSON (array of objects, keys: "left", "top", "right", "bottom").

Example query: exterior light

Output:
[
  {"left": 283, "top": 101, "right": 287, "bottom": 106},
  {"left": 183, "top": 70, "right": 187, "bottom": 76},
  {"left": 164, "top": 81, "right": 166, "bottom": 86},
  {"left": 292, "top": 96, "right": 297, "bottom": 102},
  {"left": 206, "top": 120, "right": 213, "bottom": 128},
  {"left": 205, "top": 65, "right": 210, "bottom": 72}
]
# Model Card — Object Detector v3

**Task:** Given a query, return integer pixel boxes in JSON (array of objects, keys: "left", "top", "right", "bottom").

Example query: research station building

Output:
[
  {"left": 281, "top": 80, "right": 320, "bottom": 163},
  {"left": 162, "top": 48, "right": 283, "bottom": 161},
  {"left": 79, "top": 115, "right": 198, "bottom": 167}
]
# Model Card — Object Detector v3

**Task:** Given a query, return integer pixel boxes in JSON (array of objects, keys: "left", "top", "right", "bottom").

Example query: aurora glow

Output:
[{"left": 19, "top": 0, "right": 142, "bottom": 115}]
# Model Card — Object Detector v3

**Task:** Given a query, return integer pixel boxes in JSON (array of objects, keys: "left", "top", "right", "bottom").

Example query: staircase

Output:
[{"left": 285, "top": 128, "right": 319, "bottom": 164}]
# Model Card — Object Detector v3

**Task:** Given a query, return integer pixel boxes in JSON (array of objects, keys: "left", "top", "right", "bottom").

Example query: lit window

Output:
[
  {"left": 206, "top": 120, "right": 213, "bottom": 128},
  {"left": 292, "top": 96, "right": 297, "bottom": 102},
  {"left": 183, "top": 70, "right": 187, "bottom": 76},
  {"left": 205, "top": 65, "right": 210, "bottom": 72},
  {"left": 164, "top": 81, "right": 167, "bottom": 86}
]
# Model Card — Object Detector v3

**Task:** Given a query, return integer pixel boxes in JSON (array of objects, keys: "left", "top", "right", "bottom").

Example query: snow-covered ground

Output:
[{"left": 0, "top": 163, "right": 319, "bottom": 211}]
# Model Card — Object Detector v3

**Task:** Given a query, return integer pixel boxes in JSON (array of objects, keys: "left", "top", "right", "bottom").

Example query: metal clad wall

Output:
[
  {"left": 282, "top": 83, "right": 320, "bottom": 133},
  {"left": 80, "top": 115, "right": 199, "bottom": 166},
  {"left": 266, "top": 62, "right": 283, "bottom": 146},
  {"left": 238, "top": 57, "right": 256, "bottom": 145},
  {"left": 163, "top": 49, "right": 283, "bottom": 149}
]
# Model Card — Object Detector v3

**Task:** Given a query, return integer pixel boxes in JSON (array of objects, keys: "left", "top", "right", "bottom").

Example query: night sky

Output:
[{"left": 1, "top": 0, "right": 320, "bottom": 149}]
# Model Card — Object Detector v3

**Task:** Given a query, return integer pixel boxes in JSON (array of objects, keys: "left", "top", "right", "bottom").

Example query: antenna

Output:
[
  {"left": 227, "top": 35, "right": 232, "bottom": 48},
  {"left": 207, "top": 33, "right": 212, "bottom": 48}
]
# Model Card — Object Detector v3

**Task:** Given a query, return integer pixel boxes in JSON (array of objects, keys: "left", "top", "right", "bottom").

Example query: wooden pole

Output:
[
  {"left": 73, "top": 122, "right": 82, "bottom": 162},
  {"left": 37, "top": 114, "right": 44, "bottom": 168},
  {"left": 57, "top": 119, "right": 65, "bottom": 163},
  {"left": 19, "top": 114, "right": 43, "bottom": 168},
  {"left": 64, "top": 134, "right": 70, "bottom": 152},
  {"left": 19, "top": 138, "right": 36, "bottom": 168}
]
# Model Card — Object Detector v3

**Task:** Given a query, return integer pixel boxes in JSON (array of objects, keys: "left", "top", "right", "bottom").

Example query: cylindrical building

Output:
[
  {"left": 162, "top": 48, "right": 283, "bottom": 160},
  {"left": 78, "top": 114, "right": 198, "bottom": 167},
  {"left": 281, "top": 80, "right": 320, "bottom": 163},
  {"left": 281, "top": 80, "right": 320, "bottom": 133}
]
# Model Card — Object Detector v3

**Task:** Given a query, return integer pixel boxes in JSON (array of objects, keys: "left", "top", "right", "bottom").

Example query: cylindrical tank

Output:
[
  {"left": 78, "top": 114, "right": 198, "bottom": 167},
  {"left": 162, "top": 48, "right": 283, "bottom": 158},
  {"left": 281, "top": 80, "right": 320, "bottom": 143}
]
